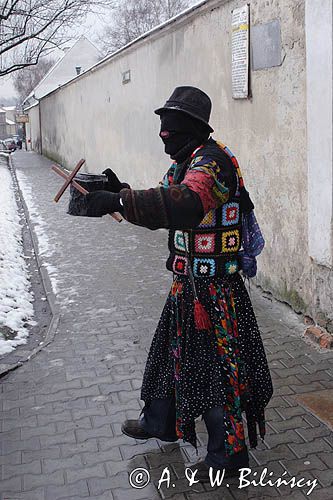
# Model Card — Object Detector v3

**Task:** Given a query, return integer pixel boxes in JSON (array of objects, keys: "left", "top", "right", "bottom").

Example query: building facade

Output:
[
  {"left": 0, "top": 110, "right": 6, "bottom": 139},
  {"left": 0, "top": 106, "right": 18, "bottom": 138},
  {"left": 23, "top": 36, "right": 102, "bottom": 106}
]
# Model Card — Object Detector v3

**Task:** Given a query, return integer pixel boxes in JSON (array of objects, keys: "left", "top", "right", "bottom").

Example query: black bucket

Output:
[{"left": 67, "top": 172, "right": 107, "bottom": 216}]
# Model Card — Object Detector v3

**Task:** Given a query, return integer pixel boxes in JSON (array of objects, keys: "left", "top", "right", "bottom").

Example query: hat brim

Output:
[{"left": 154, "top": 106, "right": 214, "bottom": 133}]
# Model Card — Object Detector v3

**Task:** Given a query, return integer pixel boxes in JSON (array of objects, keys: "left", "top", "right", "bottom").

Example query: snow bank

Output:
[
  {"left": 16, "top": 170, "right": 59, "bottom": 294},
  {"left": 0, "top": 159, "right": 34, "bottom": 355}
]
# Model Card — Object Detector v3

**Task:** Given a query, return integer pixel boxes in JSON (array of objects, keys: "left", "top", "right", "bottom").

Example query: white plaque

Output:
[{"left": 232, "top": 4, "right": 249, "bottom": 99}]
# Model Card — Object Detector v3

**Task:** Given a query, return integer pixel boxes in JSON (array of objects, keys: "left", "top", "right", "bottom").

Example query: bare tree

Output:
[
  {"left": 12, "top": 57, "right": 55, "bottom": 101},
  {"left": 0, "top": 0, "right": 114, "bottom": 76},
  {"left": 99, "top": 0, "right": 189, "bottom": 54}
]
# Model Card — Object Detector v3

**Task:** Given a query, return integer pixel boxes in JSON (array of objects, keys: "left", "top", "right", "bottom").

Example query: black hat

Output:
[{"left": 155, "top": 86, "right": 214, "bottom": 133}]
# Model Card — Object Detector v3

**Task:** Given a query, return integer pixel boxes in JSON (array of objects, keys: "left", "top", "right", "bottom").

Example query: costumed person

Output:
[{"left": 82, "top": 86, "right": 273, "bottom": 480}]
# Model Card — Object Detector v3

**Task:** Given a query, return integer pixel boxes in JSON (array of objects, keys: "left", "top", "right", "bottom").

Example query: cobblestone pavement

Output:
[{"left": 1, "top": 151, "right": 332, "bottom": 500}]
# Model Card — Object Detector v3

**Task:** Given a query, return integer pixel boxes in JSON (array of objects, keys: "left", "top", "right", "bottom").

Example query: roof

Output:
[
  {"left": 6, "top": 118, "right": 15, "bottom": 125},
  {"left": 24, "top": 36, "right": 102, "bottom": 103},
  {"left": 22, "top": 101, "right": 39, "bottom": 111}
]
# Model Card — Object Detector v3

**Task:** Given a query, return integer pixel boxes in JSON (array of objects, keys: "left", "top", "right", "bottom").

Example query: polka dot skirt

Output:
[{"left": 141, "top": 272, "right": 273, "bottom": 450}]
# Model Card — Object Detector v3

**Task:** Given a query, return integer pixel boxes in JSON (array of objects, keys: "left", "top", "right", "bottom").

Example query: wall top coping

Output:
[{"left": 35, "top": 0, "right": 230, "bottom": 101}]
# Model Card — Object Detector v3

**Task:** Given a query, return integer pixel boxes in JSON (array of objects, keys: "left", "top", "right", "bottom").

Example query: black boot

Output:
[
  {"left": 121, "top": 419, "right": 153, "bottom": 440},
  {"left": 121, "top": 419, "right": 178, "bottom": 442},
  {"left": 122, "top": 398, "right": 179, "bottom": 442}
]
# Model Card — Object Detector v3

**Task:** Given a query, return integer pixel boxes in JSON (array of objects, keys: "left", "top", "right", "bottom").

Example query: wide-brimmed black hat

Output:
[{"left": 155, "top": 86, "right": 214, "bottom": 133}]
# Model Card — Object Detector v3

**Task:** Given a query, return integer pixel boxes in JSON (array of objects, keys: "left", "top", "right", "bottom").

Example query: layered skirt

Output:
[{"left": 141, "top": 272, "right": 273, "bottom": 454}]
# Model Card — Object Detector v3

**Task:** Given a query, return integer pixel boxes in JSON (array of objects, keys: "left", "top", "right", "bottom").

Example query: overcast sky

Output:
[{"left": 0, "top": 76, "right": 16, "bottom": 102}]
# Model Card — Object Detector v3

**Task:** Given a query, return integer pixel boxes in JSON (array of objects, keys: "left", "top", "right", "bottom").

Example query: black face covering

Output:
[{"left": 159, "top": 110, "right": 210, "bottom": 162}]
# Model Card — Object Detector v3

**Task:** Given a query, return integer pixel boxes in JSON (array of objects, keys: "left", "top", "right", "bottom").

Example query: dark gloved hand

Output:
[
  {"left": 102, "top": 168, "right": 130, "bottom": 192},
  {"left": 85, "top": 190, "right": 122, "bottom": 217}
]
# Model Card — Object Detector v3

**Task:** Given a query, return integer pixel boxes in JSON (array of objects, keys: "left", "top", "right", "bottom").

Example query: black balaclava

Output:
[{"left": 159, "top": 110, "right": 210, "bottom": 163}]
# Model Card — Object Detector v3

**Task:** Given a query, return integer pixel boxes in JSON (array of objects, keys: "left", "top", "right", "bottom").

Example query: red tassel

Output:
[{"left": 194, "top": 299, "right": 212, "bottom": 331}]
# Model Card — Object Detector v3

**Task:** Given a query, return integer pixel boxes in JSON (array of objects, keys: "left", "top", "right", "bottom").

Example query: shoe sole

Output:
[{"left": 121, "top": 427, "right": 178, "bottom": 442}]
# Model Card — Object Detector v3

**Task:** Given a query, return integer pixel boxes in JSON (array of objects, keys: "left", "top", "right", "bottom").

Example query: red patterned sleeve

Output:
[{"left": 182, "top": 170, "right": 218, "bottom": 214}]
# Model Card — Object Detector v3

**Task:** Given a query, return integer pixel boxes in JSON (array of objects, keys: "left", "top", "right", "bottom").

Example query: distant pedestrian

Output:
[{"left": 82, "top": 86, "right": 273, "bottom": 480}]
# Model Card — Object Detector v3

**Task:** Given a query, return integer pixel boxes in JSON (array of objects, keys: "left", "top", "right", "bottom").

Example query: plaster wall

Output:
[
  {"left": 34, "top": 0, "right": 333, "bottom": 324},
  {"left": 26, "top": 104, "right": 41, "bottom": 152},
  {"left": 305, "top": 0, "right": 333, "bottom": 326},
  {"left": 6, "top": 123, "right": 16, "bottom": 136}
]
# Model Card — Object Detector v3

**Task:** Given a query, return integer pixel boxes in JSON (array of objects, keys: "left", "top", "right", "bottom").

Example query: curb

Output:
[{"left": 0, "top": 154, "right": 61, "bottom": 378}]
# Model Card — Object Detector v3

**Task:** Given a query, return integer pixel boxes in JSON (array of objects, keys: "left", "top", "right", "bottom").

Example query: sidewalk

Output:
[{"left": 1, "top": 151, "right": 332, "bottom": 500}]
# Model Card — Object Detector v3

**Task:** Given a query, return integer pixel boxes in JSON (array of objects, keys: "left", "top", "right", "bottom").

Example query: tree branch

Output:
[{"left": 0, "top": 0, "right": 20, "bottom": 21}]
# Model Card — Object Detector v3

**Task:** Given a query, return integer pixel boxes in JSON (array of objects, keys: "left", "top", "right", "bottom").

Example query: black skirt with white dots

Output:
[{"left": 141, "top": 272, "right": 273, "bottom": 451}]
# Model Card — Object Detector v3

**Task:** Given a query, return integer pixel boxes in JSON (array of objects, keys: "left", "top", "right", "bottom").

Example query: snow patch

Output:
[
  {"left": 0, "top": 162, "right": 34, "bottom": 355},
  {"left": 16, "top": 170, "right": 59, "bottom": 294}
]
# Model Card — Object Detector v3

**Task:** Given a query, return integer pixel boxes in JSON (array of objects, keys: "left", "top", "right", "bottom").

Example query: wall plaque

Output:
[{"left": 232, "top": 4, "right": 250, "bottom": 99}]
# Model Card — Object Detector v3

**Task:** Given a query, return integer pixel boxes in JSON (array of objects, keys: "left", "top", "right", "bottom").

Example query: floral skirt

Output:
[{"left": 141, "top": 272, "right": 273, "bottom": 453}]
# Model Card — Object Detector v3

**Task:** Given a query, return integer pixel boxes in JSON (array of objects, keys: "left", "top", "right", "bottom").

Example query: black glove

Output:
[
  {"left": 102, "top": 168, "right": 130, "bottom": 192},
  {"left": 85, "top": 190, "right": 122, "bottom": 217}
]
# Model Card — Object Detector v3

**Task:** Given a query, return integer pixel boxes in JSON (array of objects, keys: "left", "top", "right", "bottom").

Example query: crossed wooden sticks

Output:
[{"left": 52, "top": 159, "right": 122, "bottom": 222}]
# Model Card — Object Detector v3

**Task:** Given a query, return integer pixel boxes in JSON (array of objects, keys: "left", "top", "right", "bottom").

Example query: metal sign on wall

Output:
[{"left": 231, "top": 4, "right": 250, "bottom": 99}]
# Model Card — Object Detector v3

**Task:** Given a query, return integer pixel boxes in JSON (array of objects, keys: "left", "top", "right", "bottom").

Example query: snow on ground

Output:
[
  {"left": 16, "top": 170, "right": 59, "bottom": 294},
  {"left": 0, "top": 156, "right": 34, "bottom": 355}
]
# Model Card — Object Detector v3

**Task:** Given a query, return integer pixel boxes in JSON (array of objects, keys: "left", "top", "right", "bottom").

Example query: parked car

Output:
[
  {"left": 3, "top": 138, "right": 16, "bottom": 151},
  {"left": 11, "top": 135, "right": 21, "bottom": 145},
  {"left": 0, "top": 140, "right": 12, "bottom": 153}
]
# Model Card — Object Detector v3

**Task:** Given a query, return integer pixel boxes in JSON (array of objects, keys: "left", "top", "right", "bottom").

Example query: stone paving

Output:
[{"left": 0, "top": 150, "right": 333, "bottom": 500}]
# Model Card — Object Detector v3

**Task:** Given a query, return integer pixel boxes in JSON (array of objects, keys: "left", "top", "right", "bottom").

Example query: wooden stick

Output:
[
  {"left": 108, "top": 212, "right": 123, "bottom": 223},
  {"left": 53, "top": 158, "right": 86, "bottom": 202},
  {"left": 52, "top": 165, "right": 88, "bottom": 195}
]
